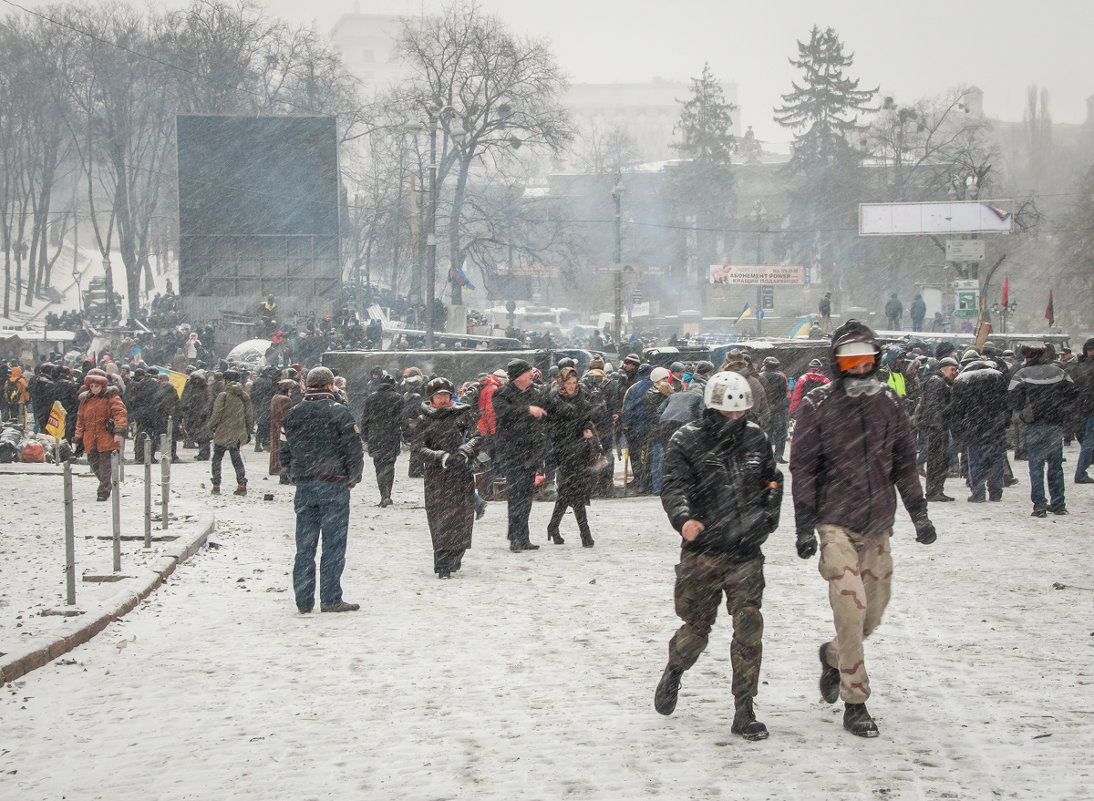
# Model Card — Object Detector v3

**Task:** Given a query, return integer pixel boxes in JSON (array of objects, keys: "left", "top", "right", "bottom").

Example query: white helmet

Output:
[
  {"left": 704, "top": 371, "right": 753, "bottom": 412},
  {"left": 650, "top": 366, "right": 671, "bottom": 383}
]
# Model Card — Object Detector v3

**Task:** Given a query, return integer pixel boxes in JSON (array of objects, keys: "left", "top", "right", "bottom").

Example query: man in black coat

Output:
[
  {"left": 759, "top": 357, "right": 790, "bottom": 463},
  {"left": 951, "top": 357, "right": 1010, "bottom": 502},
  {"left": 654, "top": 371, "right": 782, "bottom": 741},
  {"left": 914, "top": 358, "right": 958, "bottom": 501},
  {"left": 249, "top": 366, "right": 277, "bottom": 453},
  {"left": 280, "top": 366, "right": 364, "bottom": 614},
  {"left": 361, "top": 374, "right": 404, "bottom": 507},
  {"left": 492, "top": 358, "right": 548, "bottom": 551},
  {"left": 54, "top": 367, "right": 80, "bottom": 443},
  {"left": 29, "top": 363, "right": 56, "bottom": 433}
]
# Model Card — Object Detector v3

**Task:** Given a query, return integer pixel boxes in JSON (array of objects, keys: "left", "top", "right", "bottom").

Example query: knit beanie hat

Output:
[{"left": 506, "top": 359, "right": 533, "bottom": 383}]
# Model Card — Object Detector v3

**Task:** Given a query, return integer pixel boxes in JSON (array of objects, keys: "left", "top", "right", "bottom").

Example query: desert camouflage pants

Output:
[
  {"left": 817, "top": 524, "right": 893, "bottom": 704},
  {"left": 667, "top": 550, "right": 764, "bottom": 699}
]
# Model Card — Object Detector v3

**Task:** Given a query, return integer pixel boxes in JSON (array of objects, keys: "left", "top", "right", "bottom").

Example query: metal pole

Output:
[
  {"left": 63, "top": 460, "right": 75, "bottom": 605},
  {"left": 143, "top": 435, "right": 152, "bottom": 548},
  {"left": 425, "top": 121, "right": 438, "bottom": 349},
  {"left": 111, "top": 450, "right": 121, "bottom": 573},
  {"left": 613, "top": 184, "right": 623, "bottom": 351},
  {"left": 160, "top": 433, "right": 169, "bottom": 530},
  {"left": 117, "top": 431, "right": 125, "bottom": 483}
]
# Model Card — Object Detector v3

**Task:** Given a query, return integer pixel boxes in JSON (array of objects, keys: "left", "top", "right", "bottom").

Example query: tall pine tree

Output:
[
  {"left": 774, "top": 26, "right": 877, "bottom": 170},
  {"left": 671, "top": 63, "right": 736, "bottom": 284}
]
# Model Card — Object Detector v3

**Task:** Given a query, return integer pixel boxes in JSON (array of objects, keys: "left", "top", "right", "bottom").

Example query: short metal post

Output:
[
  {"left": 63, "top": 460, "right": 76, "bottom": 605},
  {"left": 160, "top": 433, "right": 170, "bottom": 530},
  {"left": 111, "top": 450, "right": 121, "bottom": 573},
  {"left": 117, "top": 434, "right": 125, "bottom": 483},
  {"left": 143, "top": 435, "right": 152, "bottom": 548}
]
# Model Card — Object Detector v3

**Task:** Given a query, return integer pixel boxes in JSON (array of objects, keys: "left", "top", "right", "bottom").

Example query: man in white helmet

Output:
[
  {"left": 654, "top": 371, "right": 783, "bottom": 741},
  {"left": 790, "top": 319, "right": 936, "bottom": 738}
]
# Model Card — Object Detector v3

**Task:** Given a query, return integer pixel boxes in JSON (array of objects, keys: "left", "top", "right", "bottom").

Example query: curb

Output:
[{"left": 0, "top": 513, "right": 216, "bottom": 686}]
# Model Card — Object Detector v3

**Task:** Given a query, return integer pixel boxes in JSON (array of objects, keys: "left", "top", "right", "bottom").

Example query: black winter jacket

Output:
[
  {"left": 361, "top": 383, "right": 405, "bottom": 459},
  {"left": 950, "top": 362, "right": 1009, "bottom": 446},
  {"left": 279, "top": 389, "right": 364, "bottom": 485},
  {"left": 1009, "top": 356, "right": 1078, "bottom": 427},
  {"left": 492, "top": 381, "right": 545, "bottom": 469},
  {"left": 661, "top": 410, "right": 783, "bottom": 561}
]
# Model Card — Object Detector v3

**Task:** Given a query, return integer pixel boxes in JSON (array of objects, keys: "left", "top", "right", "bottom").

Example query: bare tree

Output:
[{"left": 397, "top": 0, "right": 573, "bottom": 320}]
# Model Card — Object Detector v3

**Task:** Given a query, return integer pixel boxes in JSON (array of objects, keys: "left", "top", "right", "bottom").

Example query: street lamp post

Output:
[
  {"left": 425, "top": 121, "right": 439, "bottom": 349},
  {"left": 991, "top": 300, "right": 1017, "bottom": 333},
  {"left": 750, "top": 202, "right": 768, "bottom": 337},
  {"left": 612, "top": 175, "right": 624, "bottom": 353}
]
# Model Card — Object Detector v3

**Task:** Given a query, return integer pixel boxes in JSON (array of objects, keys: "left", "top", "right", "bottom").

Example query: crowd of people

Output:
[{"left": 5, "top": 315, "right": 1091, "bottom": 743}]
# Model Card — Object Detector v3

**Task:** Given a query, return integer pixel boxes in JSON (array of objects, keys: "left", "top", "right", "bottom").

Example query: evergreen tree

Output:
[
  {"left": 774, "top": 26, "right": 877, "bottom": 170},
  {"left": 671, "top": 63, "right": 736, "bottom": 283}
]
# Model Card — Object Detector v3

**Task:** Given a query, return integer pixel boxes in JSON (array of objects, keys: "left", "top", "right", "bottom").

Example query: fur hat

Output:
[{"left": 306, "top": 366, "right": 334, "bottom": 387}]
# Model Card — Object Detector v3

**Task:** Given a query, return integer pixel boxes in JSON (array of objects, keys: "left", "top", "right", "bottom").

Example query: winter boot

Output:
[
  {"left": 843, "top": 702, "right": 879, "bottom": 737},
  {"left": 579, "top": 527, "right": 595, "bottom": 548},
  {"left": 819, "top": 642, "right": 840, "bottom": 704},
  {"left": 547, "top": 525, "right": 564, "bottom": 545},
  {"left": 654, "top": 662, "right": 684, "bottom": 715},
  {"left": 730, "top": 695, "right": 769, "bottom": 741},
  {"left": 233, "top": 484, "right": 247, "bottom": 496},
  {"left": 210, "top": 485, "right": 221, "bottom": 495}
]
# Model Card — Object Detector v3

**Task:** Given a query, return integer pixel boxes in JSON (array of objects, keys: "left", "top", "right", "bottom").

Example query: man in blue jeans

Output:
[
  {"left": 1008, "top": 344, "right": 1078, "bottom": 517},
  {"left": 1070, "top": 338, "right": 1094, "bottom": 484},
  {"left": 280, "top": 367, "right": 364, "bottom": 613}
]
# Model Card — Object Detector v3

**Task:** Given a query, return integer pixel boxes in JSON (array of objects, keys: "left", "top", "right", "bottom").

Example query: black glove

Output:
[
  {"left": 913, "top": 518, "right": 937, "bottom": 544},
  {"left": 793, "top": 500, "right": 818, "bottom": 559},
  {"left": 457, "top": 443, "right": 475, "bottom": 462}
]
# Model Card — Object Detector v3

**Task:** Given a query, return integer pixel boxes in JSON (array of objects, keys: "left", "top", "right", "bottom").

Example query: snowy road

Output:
[{"left": 2, "top": 447, "right": 1092, "bottom": 800}]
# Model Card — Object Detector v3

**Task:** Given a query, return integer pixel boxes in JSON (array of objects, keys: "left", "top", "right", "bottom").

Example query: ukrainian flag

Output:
[
  {"left": 734, "top": 303, "right": 753, "bottom": 325},
  {"left": 788, "top": 316, "right": 812, "bottom": 339}
]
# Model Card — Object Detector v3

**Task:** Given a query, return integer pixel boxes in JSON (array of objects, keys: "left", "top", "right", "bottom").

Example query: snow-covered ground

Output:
[{"left": 2, "top": 444, "right": 1093, "bottom": 800}]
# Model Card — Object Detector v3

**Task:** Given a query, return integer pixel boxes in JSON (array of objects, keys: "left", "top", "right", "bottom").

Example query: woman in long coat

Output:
[
  {"left": 411, "top": 377, "right": 483, "bottom": 579},
  {"left": 181, "top": 369, "right": 214, "bottom": 459},
  {"left": 268, "top": 379, "right": 296, "bottom": 483},
  {"left": 544, "top": 366, "right": 596, "bottom": 547},
  {"left": 74, "top": 368, "right": 128, "bottom": 501}
]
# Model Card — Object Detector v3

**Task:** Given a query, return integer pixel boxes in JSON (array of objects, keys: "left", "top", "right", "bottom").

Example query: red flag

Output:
[
  {"left": 1045, "top": 290, "right": 1054, "bottom": 327},
  {"left": 1000, "top": 276, "right": 1009, "bottom": 307}
]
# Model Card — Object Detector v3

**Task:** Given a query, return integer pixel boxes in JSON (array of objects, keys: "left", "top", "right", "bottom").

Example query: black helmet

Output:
[
  {"left": 424, "top": 377, "right": 455, "bottom": 397},
  {"left": 557, "top": 356, "right": 576, "bottom": 370}
]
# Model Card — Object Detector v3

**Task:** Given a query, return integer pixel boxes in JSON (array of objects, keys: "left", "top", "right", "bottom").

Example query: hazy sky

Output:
[
  {"left": 269, "top": 0, "right": 1094, "bottom": 143},
  {"left": 18, "top": 0, "right": 1094, "bottom": 143}
]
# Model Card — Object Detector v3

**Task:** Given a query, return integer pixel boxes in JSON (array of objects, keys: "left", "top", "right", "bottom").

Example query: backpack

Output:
[{"left": 4, "top": 381, "right": 20, "bottom": 405}]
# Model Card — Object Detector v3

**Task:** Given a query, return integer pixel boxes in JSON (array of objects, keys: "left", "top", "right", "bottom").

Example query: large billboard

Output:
[
  {"left": 176, "top": 115, "right": 341, "bottom": 320},
  {"left": 707, "top": 265, "right": 805, "bottom": 285},
  {"left": 859, "top": 201, "right": 1013, "bottom": 236}
]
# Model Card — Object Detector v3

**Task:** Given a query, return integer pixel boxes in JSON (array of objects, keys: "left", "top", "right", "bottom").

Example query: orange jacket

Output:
[{"left": 75, "top": 386, "right": 128, "bottom": 452}]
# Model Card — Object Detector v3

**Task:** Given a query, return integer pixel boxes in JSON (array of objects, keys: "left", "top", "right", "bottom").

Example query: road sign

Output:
[
  {"left": 760, "top": 285, "right": 774, "bottom": 310},
  {"left": 946, "top": 240, "right": 985, "bottom": 262}
]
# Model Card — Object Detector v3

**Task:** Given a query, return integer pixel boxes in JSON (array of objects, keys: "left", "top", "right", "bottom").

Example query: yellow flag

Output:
[{"left": 46, "top": 400, "right": 66, "bottom": 438}]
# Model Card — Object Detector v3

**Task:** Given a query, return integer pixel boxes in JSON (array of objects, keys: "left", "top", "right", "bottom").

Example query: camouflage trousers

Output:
[
  {"left": 817, "top": 524, "right": 894, "bottom": 704},
  {"left": 667, "top": 550, "right": 764, "bottom": 699}
]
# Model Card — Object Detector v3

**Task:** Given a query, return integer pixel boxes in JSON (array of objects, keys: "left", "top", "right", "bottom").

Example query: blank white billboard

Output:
[{"left": 859, "top": 201, "right": 1013, "bottom": 236}]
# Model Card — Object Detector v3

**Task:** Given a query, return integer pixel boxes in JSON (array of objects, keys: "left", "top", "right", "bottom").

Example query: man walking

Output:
[
  {"left": 492, "top": 359, "right": 547, "bottom": 551},
  {"left": 914, "top": 357, "right": 958, "bottom": 502},
  {"left": 654, "top": 372, "right": 782, "bottom": 740},
  {"left": 791, "top": 320, "right": 937, "bottom": 738},
  {"left": 950, "top": 355, "right": 1010, "bottom": 502},
  {"left": 208, "top": 369, "right": 253, "bottom": 495},
  {"left": 1008, "top": 344, "right": 1078, "bottom": 516},
  {"left": 360, "top": 372, "right": 403, "bottom": 507},
  {"left": 281, "top": 366, "right": 364, "bottom": 613}
]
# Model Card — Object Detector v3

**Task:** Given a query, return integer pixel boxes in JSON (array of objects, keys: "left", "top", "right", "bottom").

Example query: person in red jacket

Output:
[
  {"left": 790, "top": 320, "right": 936, "bottom": 738},
  {"left": 74, "top": 368, "right": 128, "bottom": 501},
  {"left": 789, "top": 359, "right": 830, "bottom": 415}
]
